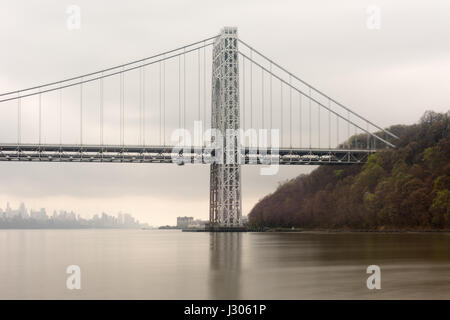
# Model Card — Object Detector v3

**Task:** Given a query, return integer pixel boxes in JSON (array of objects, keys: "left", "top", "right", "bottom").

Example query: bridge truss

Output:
[{"left": 0, "top": 144, "right": 374, "bottom": 165}]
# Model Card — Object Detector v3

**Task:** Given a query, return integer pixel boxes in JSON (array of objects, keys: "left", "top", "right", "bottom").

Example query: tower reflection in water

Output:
[{"left": 208, "top": 232, "right": 243, "bottom": 299}]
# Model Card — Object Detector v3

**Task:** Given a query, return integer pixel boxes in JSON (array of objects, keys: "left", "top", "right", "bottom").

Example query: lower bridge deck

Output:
[{"left": 0, "top": 144, "right": 378, "bottom": 165}]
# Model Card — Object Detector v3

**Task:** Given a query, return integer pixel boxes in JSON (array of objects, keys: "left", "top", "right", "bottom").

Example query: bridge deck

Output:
[{"left": 0, "top": 144, "right": 378, "bottom": 165}]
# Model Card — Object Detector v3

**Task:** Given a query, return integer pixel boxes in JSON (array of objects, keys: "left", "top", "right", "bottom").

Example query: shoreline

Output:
[
  {"left": 260, "top": 227, "right": 450, "bottom": 234},
  {"left": 0, "top": 227, "right": 449, "bottom": 234}
]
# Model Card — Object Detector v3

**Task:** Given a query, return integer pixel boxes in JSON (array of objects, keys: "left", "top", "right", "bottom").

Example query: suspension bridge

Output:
[{"left": 0, "top": 27, "right": 397, "bottom": 229}]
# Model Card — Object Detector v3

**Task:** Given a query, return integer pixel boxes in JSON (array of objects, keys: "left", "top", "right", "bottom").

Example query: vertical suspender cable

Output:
[
  {"left": 336, "top": 114, "right": 339, "bottom": 148},
  {"left": 119, "top": 70, "right": 123, "bottom": 146},
  {"left": 100, "top": 73, "right": 104, "bottom": 145},
  {"left": 290, "top": 77, "right": 293, "bottom": 149},
  {"left": 123, "top": 69, "right": 125, "bottom": 146},
  {"left": 122, "top": 71, "right": 124, "bottom": 146},
  {"left": 299, "top": 92, "right": 302, "bottom": 148},
  {"left": 163, "top": 58, "right": 166, "bottom": 146},
  {"left": 347, "top": 110, "right": 350, "bottom": 149},
  {"left": 179, "top": 55, "right": 181, "bottom": 145},
  {"left": 143, "top": 62, "right": 146, "bottom": 146},
  {"left": 184, "top": 48, "right": 186, "bottom": 146},
  {"left": 318, "top": 99, "right": 320, "bottom": 148},
  {"left": 242, "top": 57, "right": 246, "bottom": 131},
  {"left": 261, "top": 68, "right": 264, "bottom": 133},
  {"left": 367, "top": 122, "right": 370, "bottom": 150},
  {"left": 328, "top": 99, "right": 331, "bottom": 149},
  {"left": 270, "top": 63, "right": 272, "bottom": 148},
  {"left": 309, "top": 87, "right": 311, "bottom": 149},
  {"left": 203, "top": 42, "right": 206, "bottom": 133},
  {"left": 119, "top": 72, "right": 121, "bottom": 145},
  {"left": 59, "top": 82, "right": 62, "bottom": 145},
  {"left": 80, "top": 79, "right": 83, "bottom": 145},
  {"left": 280, "top": 81, "right": 283, "bottom": 147},
  {"left": 198, "top": 48, "right": 201, "bottom": 121},
  {"left": 123, "top": 70, "right": 125, "bottom": 145},
  {"left": 138, "top": 66, "right": 141, "bottom": 145},
  {"left": 139, "top": 66, "right": 143, "bottom": 146},
  {"left": 374, "top": 131, "right": 377, "bottom": 149},
  {"left": 159, "top": 60, "right": 161, "bottom": 145},
  {"left": 122, "top": 70, "right": 125, "bottom": 145},
  {"left": 250, "top": 50, "right": 253, "bottom": 130},
  {"left": 148, "top": 65, "right": 151, "bottom": 145},
  {"left": 17, "top": 92, "right": 21, "bottom": 145},
  {"left": 39, "top": 89, "right": 42, "bottom": 145}
]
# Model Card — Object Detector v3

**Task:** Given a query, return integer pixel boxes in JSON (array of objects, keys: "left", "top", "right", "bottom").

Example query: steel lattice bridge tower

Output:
[
  {"left": 0, "top": 27, "right": 398, "bottom": 229},
  {"left": 210, "top": 28, "right": 242, "bottom": 227}
]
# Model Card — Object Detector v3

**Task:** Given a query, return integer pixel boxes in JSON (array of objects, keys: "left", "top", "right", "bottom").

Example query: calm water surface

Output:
[{"left": 0, "top": 229, "right": 449, "bottom": 299}]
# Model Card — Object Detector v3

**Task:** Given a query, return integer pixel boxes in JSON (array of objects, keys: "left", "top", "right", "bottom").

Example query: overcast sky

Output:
[{"left": 0, "top": 0, "right": 449, "bottom": 225}]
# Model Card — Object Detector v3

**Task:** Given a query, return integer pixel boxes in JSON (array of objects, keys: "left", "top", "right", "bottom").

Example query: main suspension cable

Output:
[
  {"left": 0, "top": 42, "right": 214, "bottom": 104},
  {"left": 0, "top": 36, "right": 218, "bottom": 98},
  {"left": 237, "top": 38, "right": 399, "bottom": 140},
  {"left": 238, "top": 51, "right": 395, "bottom": 148}
]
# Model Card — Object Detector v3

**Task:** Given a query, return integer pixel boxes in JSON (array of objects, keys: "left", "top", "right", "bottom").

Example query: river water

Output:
[{"left": 0, "top": 229, "right": 449, "bottom": 299}]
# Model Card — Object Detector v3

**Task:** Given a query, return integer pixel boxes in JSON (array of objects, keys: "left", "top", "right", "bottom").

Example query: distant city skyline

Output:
[{"left": 0, "top": 201, "right": 150, "bottom": 229}]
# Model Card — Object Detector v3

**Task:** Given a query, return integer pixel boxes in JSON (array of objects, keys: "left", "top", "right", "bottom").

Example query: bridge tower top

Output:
[{"left": 220, "top": 26, "right": 238, "bottom": 35}]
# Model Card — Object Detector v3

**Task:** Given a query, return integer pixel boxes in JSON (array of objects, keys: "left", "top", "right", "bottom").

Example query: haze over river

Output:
[{"left": 0, "top": 229, "right": 449, "bottom": 299}]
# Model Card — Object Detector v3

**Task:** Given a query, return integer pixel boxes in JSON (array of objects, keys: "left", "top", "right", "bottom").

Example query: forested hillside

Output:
[{"left": 249, "top": 111, "right": 450, "bottom": 230}]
